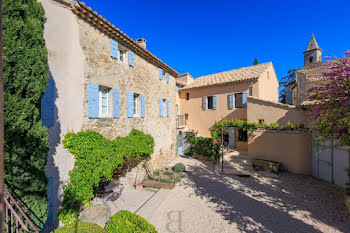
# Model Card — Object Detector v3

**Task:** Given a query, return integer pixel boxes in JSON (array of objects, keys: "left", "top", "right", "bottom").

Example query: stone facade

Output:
[{"left": 76, "top": 18, "right": 178, "bottom": 170}]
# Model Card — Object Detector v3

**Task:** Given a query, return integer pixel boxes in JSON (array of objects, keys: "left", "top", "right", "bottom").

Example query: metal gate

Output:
[{"left": 311, "top": 133, "right": 350, "bottom": 188}]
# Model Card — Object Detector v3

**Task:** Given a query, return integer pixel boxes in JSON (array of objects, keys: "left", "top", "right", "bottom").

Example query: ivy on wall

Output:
[
  {"left": 3, "top": 0, "right": 49, "bottom": 229},
  {"left": 59, "top": 130, "right": 154, "bottom": 224}
]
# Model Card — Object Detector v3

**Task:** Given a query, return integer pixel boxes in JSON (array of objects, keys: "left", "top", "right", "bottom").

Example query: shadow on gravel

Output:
[{"left": 182, "top": 160, "right": 350, "bottom": 233}]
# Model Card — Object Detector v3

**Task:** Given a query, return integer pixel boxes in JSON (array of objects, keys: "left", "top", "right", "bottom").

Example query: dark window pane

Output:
[{"left": 235, "top": 93, "right": 243, "bottom": 108}]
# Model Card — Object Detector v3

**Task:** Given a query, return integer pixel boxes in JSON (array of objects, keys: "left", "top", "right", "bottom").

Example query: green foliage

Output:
[
  {"left": 172, "top": 163, "right": 185, "bottom": 172},
  {"left": 187, "top": 133, "right": 220, "bottom": 158},
  {"left": 3, "top": 0, "right": 49, "bottom": 229},
  {"left": 105, "top": 210, "right": 157, "bottom": 233},
  {"left": 298, "top": 122, "right": 305, "bottom": 129},
  {"left": 150, "top": 169, "right": 182, "bottom": 183},
  {"left": 54, "top": 222, "right": 107, "bottom": 233},
  {"left": 281, "top": 121, "right": 297, "bottom": 131},
  {"left": 59, "top": 130, "right": 154, "bottom": 225},
  {"left": 269, "top": 122, "right": 279, "bottom": 129}
]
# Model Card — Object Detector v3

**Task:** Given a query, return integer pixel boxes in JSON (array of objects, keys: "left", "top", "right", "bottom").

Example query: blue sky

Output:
[{"left": 82, "top": 0, "right": 349, "bottom": 83}]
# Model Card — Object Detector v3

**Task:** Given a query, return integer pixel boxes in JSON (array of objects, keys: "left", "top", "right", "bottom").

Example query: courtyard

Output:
[{"left": 145, "top": 153, "right": 350, "bottom": 233}]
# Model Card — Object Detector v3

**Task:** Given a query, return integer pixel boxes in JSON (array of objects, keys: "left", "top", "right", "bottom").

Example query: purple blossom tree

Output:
[{"left": 306, "top": 50, "right": 350, "bottom": 148}]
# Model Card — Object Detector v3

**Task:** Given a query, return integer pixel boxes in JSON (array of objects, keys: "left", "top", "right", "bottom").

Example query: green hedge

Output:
[
  {"left": 186, "top": 132, "right": 220, "bottom": 158},
  {"left": 59, "top": 130, "right": 154, "bottom": 224},
  {"left": 54, "top": 222, "right": 107, "bottom": 233},
  {"left": 105, "top": 210, "right": 157, "bottom": 233},
  {"left": 3, "top": 0, "right": 49, "bottom": 229}
]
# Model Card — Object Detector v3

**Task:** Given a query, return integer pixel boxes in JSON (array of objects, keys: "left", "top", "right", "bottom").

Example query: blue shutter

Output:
[
  {"left": 127, "top": 92, "right": 134, "bottom": 118},
  {"left": 213, "top": 95, "right": 217, "bottom": 110},
  {"left": 110, "top": 39, "right": 118, "bottom": 59},
  {"left": 159, "top": 98, "right": 163, "bottom": 117},
  {"left": 166, "top": 100, "right": 170, "bottom": 117},
  {"left": 159, "top": 69, "right": 163, "bottom": 80},
  {"left": 176, "top": 86, "right": 179, "bottom": 92},
  {"left": 113, "top": 88, "right": 120, "bottom": 118},
  {"left": 129, "top": 50, "right": 134, "bottom": 67},
  {"left": 41, "top": 79, "right": 55, "bottom": 126},
  {"left": 141, "top": 95, "right": 145, "bottom": 118},
  {"left": 166, "top": 73, "right": 169, "bottom": 84},
  {"left": 228, "top": 93, "right": 234, "bottom": 109},
  {"left": 202, "top": 96, "right": 207, "bottom": 110},
  {"left": 88, "top": 82, "right": 99, "bottom": 118},
  {"left": 243, "top": 91, "right": 248, "bottom": 108}
]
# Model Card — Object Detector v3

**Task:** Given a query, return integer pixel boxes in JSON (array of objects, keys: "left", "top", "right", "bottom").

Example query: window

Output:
[
  {"left": 235, "top": 93, "right": 243, "bottom": 108},
  {"left": 238, "top": 128, "right": 247, "bottom": 141},
  {"left": 207, "top": 96, "right": 214, "bottom": 109},
  {"left": 185, "top": 113, "right": 188, "bottom": 120},
  {"left": 309, "top": 56, "right": 313, "bottom": 64},
  {"left": 133, "top": 93, "right": 141, "bottom": 117},
  {"left": 99, "top": 87, "right": 111, "bottom": 117},
  {"left": 118, "top": 46, "right": 127, "bottom": 63},
  {"left": 186, "top": 93, "right": 190, "bottom": 100}
]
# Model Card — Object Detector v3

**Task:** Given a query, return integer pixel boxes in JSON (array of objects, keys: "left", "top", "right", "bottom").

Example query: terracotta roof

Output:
[
  {"left": 182, "top": 62, "right": 272, "bottom": 90},
  {"left": 71, "top": 1, "right": 179, "bottom": 77}
]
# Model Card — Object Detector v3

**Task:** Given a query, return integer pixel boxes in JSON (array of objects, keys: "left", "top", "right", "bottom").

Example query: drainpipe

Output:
[{"left": 0, "top": 0, "right": 5, "bottom": 231}]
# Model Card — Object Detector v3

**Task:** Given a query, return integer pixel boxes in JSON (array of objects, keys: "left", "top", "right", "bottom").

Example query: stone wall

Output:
[{"left": 76, "top": 18, "right": 178, "bottom": 170}]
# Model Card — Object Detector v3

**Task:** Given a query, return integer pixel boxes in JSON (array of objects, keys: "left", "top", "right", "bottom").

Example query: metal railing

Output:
[
  {"left": 4, "top": 188, "right": 38, "bottom": 233},
  {"left": 177, "top": 115, "right": 186, "bottom": 128}
]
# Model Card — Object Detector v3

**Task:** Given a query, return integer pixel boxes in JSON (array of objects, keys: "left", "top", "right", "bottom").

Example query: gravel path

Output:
[{"left": 148, "top": 154, "right": 350, "bottom": 233}]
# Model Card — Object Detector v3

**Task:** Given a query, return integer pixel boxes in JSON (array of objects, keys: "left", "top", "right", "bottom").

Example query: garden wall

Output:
[
  {"left": 247, "top": 96, "right": 307, "bottom": 126},
  {"left": 248, "top": 129, "right": 311, "bottom": 175}
]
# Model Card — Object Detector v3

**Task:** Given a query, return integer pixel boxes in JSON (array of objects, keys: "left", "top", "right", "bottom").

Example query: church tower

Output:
[{"left": 303, "top": 34, "right": 322, "bottom": 66}]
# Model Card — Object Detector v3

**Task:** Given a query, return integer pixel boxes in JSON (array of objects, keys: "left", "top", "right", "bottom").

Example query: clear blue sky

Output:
[{"left": 82, "top": 0, "right": 349, "bottom": 83}]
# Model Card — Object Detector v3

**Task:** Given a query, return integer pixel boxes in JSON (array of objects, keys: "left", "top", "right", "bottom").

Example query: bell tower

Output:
[{"left": 303, "top": 34, "right": 322, "bottom": 66}]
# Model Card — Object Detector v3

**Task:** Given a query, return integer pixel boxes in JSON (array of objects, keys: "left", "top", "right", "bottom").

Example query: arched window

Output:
[{"left": 309, "top": 56, "right": 313, "bottom": 64}]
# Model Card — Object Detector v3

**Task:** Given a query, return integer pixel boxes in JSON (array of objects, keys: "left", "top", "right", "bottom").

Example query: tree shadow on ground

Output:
[{"left": 181, "top": 160, "right": 350, "bottom": 233}]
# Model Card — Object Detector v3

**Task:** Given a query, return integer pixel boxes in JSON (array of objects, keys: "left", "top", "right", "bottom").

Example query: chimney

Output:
[{"left": 136, "top": 38, "right": 146, "bottom": 50}]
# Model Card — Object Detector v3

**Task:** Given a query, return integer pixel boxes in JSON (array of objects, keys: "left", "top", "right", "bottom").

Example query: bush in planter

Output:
[
  {"left": 105, "top": 210, "right": 157, "bottom": 233},
  {"left": 172, "top": 163, "right": 185, "bottom": 172},
  {"left": 151, "top": 170, "right": 181, "bottom": 183},
  {"left": 54, "top": 222, "right": 107, "bottom": 233}
]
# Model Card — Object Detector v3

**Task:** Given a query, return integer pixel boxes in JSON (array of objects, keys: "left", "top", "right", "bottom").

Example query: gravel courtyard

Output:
[{"left": 148, "top": 155, "right": 350, "bottom": 233}]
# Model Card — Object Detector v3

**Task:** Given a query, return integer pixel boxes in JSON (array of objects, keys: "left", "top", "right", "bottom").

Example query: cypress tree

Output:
[
  {"left": 253, "top": 57, "right": 258, "bottom": 65},
  {"left": 3, "top": 0, "right": 49, "bottom": 229}
]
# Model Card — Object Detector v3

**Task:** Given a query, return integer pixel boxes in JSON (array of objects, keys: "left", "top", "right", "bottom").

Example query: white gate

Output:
[{"left": 311, "top": 133, "right": 350, "bottom": 188}]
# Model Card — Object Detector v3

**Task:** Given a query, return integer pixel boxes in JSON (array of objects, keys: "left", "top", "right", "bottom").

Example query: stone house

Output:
[
  {"left": 39, "top": 0, "right": 179, "bottom": 227},
  {"left": 176, "top": 62, "right": 279, "bottom": 151}
]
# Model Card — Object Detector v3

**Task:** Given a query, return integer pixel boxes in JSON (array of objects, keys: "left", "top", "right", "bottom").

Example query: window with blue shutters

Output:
[
  {"left": 213, "top": 95, "right": 217, "bottom": 110},
  {"left": 242, "top": 91, "right": 248, "bottom": 108},
  {"left": 207, "top": 96, "right": 216, "bottom": 110},
  {"left": 113, "top": 88, "right": 120, "bottom": 118},
  {"left": 41, "top": 79, "right": 55, "bottom": 126},
  {"left": 129, "top": 50, "right": 134, "bottom": 67},
  {"left": 228, "top": 93, "right": 234, "bottom": 109},
  {"left": 159, "top": 69, "right": 163, "bottom": 81},
  {"left": 202, "top": 96, "right": 207, "bottom": 110},
  {"left": 88, "top": 82, "right": 99, "bottom": 118},
  {"left": 166, "top": 100, "right": 170, "bottom": 117},
  {"left": 235, "top": 93, "right": 243, "bottom": 108},
  {"left": 110, "top": 39, "right": 119, "bottom": 59},
  {"left": 166, "top": 73, "right": 169, "bottom": 84},
  {"left": 141, "top": 95, "right": 145, "bottom": 118}
]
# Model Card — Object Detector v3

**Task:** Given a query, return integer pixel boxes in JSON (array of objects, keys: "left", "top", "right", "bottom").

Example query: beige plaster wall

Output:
[
  {"left": 77, "top": 18, "right": 177, "bottom": 170},
  {"left": 248, "top": 130, "right": 311, "bottom": 175},
  {"left": 257, "top": 64, "right": 279, "bottom": 102},
  {"left": 179, "top": 82, "right": 254, "bottom": 137},
  {"left": 40, "top": 0, "right": 85, "bottom": 229},
  {"left": 247, "top": 96, "right": 307, "bottom": 126}
]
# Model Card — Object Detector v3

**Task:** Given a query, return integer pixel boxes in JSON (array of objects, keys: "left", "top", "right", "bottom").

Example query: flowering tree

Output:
[{"left": 306, "top": 50, "right": 350, "bottom": 148}]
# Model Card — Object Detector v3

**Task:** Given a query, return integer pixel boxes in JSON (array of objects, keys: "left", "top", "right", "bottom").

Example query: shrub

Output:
[
  {"left": 54, "top": 222, "right": 107, "bottom": 233},
  {"left": 105, "top": 210, "right": 157, "bottom": 233},
  {"left": 187, "top": 134, "right": 220, "bottom": 158},
  {"left": 150, "top": 170, "right": 182, "bottom": 183},
  {"left": 59, "top": 130, "right": 154, "bottom": 224},
  {"left": 269, "top": 122, "right": 279, "bottom": 129},
  {"left": 282, "top": 121, "right": 297, "bottom": 130},
  {"left": 298, "top": 122, "right": 305, "bottom": 129},
  {"left": 172, "top": 163, "right": 185, "bottom": 172},
  {"left": 3, "top": 0, "right": 50, "bottom": 229}
]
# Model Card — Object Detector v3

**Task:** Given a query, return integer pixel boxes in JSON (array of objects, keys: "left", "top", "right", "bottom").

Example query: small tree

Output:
[
  {"left": 253, "top": 57, "right": 258, "bottom": 65},
  {"left": 306, "top": 51, "right": 350, "bottom": 148},
  {"left": 279, "top": 69, "right": 297, "bottom": 103}
]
